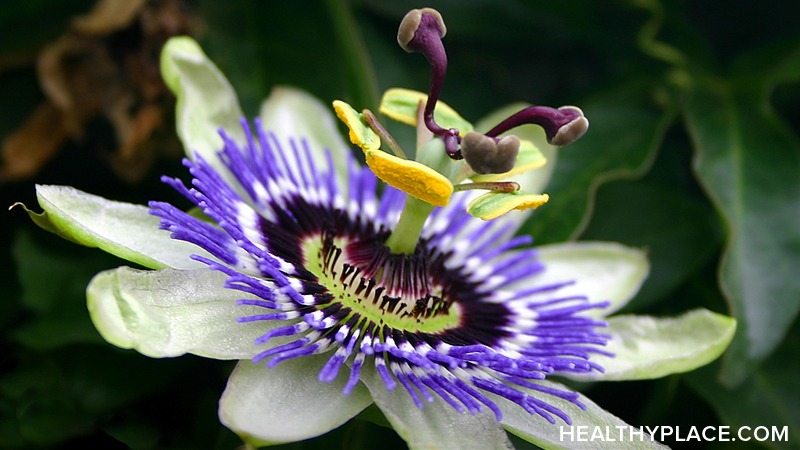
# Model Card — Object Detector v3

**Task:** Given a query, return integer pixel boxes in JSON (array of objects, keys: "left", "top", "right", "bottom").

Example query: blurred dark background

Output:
[{"left": 1, "top": 0, "right": 798, "bottom": 449}]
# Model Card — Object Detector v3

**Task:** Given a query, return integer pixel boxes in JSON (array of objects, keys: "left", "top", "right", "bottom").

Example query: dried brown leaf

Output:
[
  {"left": 1, "top": 103, "right": 68, "bottom": 181},
  {"left": 71, "top": 0, "right": 149, "bottom": 36},
  {"left": 3, "top": 0, "right": 198, "bottom": 182}
]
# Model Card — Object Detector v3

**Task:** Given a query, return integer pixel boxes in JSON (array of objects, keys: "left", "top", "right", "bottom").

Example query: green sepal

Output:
[
  {"left": 160, "top": 36, "right": 245, "bottom": 175},
  {"left": 24, "top": 185, "right": 208, "bottom": 270},
  {"left": 12, "top": 200, "right": 75, "bottom": 244},
  {"left": 86, "top": 266, "right": 271, "bottom": 359},
  {"left": 379, "top": 88, "right": 473, "bottom": 133}
]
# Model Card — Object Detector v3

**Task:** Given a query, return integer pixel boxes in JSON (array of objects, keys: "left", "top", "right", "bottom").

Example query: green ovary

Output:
[{"left": 302, "top": 237, "right": 462, "bottom": 334}]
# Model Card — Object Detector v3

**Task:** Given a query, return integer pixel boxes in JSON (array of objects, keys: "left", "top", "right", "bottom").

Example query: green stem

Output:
[
  {"left": 384, "top": 135, "right": 463, "bottom": 253},
  {"left": 628, "top": 0, "right": 687, "bottom": 68},
  {"left": 385, "top": 195, "right": 435, "bottom": 254},
  {"left": 324, "top": 0, "right": 380, "bottom": 111}
]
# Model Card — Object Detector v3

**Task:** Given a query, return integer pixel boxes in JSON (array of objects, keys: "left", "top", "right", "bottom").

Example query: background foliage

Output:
[{"left": 2, "top": 0, "right": 798, "bottom": 448}]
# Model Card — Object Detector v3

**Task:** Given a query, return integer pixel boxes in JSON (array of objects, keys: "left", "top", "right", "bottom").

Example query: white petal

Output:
[
  {"left": 87, "top": 266, "right": 271, "bottom": 359},
  {"left": 360, "top": 364, "right": 514, "bottom": 450},
  {"left": 497, "top": 380, "right": 669, "bottom": 450},
  {"left": 259, "top": 86, "right": 354, "bottom": 194},
  {"left": 566, "top": 309, "right": 736, "bottom": 381},
  {"left": 219, "top": 356, "right": 373, "bottom": 446},
  {"left": 533, "top": 241, "right": 649, "bottom": 318}
]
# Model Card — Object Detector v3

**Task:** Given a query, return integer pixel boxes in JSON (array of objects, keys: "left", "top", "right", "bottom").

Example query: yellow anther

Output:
[
  {"left": 470, "top": 139, "right": 547, "bottom": 182},
  {"left": 365, "top": 150, "right": 453, "bottom": 207},
  {"left": 467, "top": 191, "right": 549, "bottom": 221},
  {"left": 473, "top": 158, "right": 546, "bottom": 182},
  {"left": 333, "top": 100, "right": 380, "bottom": 151}
]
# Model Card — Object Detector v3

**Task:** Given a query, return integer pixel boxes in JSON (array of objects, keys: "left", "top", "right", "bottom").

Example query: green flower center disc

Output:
[{"left": 302, "top": 236, "right": 463, "bottom": 333}]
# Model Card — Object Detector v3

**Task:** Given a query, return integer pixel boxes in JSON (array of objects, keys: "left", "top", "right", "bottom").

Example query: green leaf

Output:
[
  {"left": 685, "top": 325, "right": 800, "bottom": 450},
  {"left": 0, "top": 356, "right": 61, "bottom": 400},
  {"left": 0, "top": 406, "right": 23, "bottom": 448},
  {"left": 161, "top": 36, "right": 246, "bottom": 175},
  {"left": 323, "top": 0, "right": 379, "bottom": 111},
  {"left": 683, "top": 80, "right": 800, "bottom": 387},
  {"left": 29, "top": 185, "right": 207, "bottom": 270},
  {"left": 568, "top": 309, "right": 736, "bottom": 381},
  {"left": 10, "top": 231, "right": 117, "bottom": 351},
  {"left": 379, "top": 88, "right": 474, "bottom": 133},
  {"left": 16, "top": 395, "right": 94, "bottom": 446},
  {"left": 497, "top": 380, "right": 668, "bottom": 450},
  {"left": 580, "top": 181, "right": 723, "bottom": 311},
  {"left": 533, "top": 242, "right": 650, "bottom": 318},
  {"left": 2, "top": 346, "right": 190, "bottom": 446},
  {"left": 197, "top": 0, "right": 348, "bottom": 116},
  {"left": 0, "top": 0, "right": 94, "bottom": 57},
  {"left": 13, "top": 313, "right": 103, "bottom": 351},
  {"left": 729, "top": 34, "right": 800, "bottom": 87},
  {"left": 219, "top": 357, "right": 372, "bottom": 447},
  {"left": 520, "top": 81, "right": 679, "bottom": 244},
  {"left": 86, "top": 266, "right": 271, "bottom": 359},
  {"left": 11, "top": 229, "right": 111, "bottom": 313},
  {"left": 101, "top": 422, "right": 161, "bottom": 450},
  {"left": 359, "top": 364, "right": 514, "bottom": 450},
  {"left": 53, "top": 345, "right": 191, "bottom": 415}
]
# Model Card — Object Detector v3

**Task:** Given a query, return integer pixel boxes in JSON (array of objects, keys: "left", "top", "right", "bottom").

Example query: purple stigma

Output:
[
  {"left": 485, "top": 105, "right": 589, "bottom": 147},
  {"left": 396, "top": 8, "right": 590, "bottom": 173},
  {"left": 398, "top": 8, "right": 462, "bottom": 159}
]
